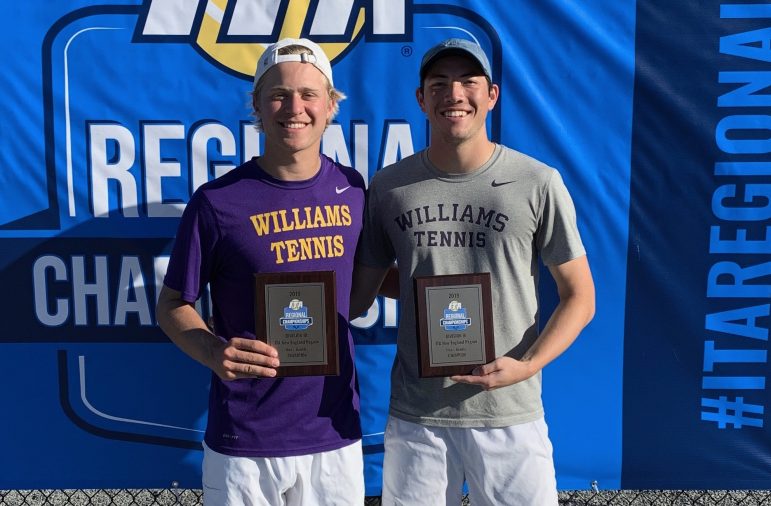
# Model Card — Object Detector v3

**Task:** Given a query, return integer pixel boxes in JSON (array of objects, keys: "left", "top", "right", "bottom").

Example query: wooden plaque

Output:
[
  {"left": 255, "top": 271, "right": 338, "bottom": 377},
  {"left": 413, "top": 273, "right": 495, "bottom": 378}
]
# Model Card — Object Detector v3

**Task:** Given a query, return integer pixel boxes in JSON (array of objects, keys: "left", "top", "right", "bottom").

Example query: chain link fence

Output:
[{"left": 1, "top": 490, "right": 770, "bottom": 505}]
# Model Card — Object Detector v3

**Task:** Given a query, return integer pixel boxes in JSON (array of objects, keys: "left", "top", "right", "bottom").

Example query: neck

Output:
[
  {"left": 259, "top": 145, "right": 322, "bottom": 181},
  {"left": 426, "top": 137, "right": 495, "bottom": 174}
]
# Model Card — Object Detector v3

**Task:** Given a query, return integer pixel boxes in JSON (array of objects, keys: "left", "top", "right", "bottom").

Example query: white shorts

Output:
[
  {"left": 382, "top": 416, "right": 558, "bottom": 506},
  {"left": 202, "top": 440, "right": 364, "bottom": 506}
]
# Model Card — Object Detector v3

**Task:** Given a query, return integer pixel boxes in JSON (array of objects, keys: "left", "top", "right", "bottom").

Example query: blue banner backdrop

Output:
[
  {"left": 623, "top": 0, "right": 771, "bottom": 489},
  {"left": 2, "top": 0, "right": 762, "bottom": 495}
]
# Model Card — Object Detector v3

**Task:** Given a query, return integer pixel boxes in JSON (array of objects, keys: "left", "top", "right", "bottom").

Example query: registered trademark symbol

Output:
[{"left": 401, "top": 45, "right": 413, "bottom": 57}]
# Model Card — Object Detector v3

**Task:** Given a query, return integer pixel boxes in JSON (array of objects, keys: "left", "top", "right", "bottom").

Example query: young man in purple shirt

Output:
[{"left": 157, "top": 38, "right": 365, "bottom": 505}]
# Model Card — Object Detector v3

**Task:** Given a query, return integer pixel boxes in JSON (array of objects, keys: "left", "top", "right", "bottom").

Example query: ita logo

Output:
[
  {"left": 440, "top": 300, "right": 471, "bottom": 331},
  {"left": 135, "top": 0, "right": 410, "bottom": 80},
  {"left": 280, "top": 298, "right": 314, "bottom": 331}
]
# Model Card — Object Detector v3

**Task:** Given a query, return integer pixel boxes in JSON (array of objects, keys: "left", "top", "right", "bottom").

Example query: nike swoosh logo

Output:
[
  {"left": 336, "top": 186, "right": 351, "bottom": 194},
  {"left": 491, "top": 180, "right": 515, "bottom": 187}
]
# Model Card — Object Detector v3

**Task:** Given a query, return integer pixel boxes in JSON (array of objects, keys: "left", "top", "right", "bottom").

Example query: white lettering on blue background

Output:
[{"left": 85, "top": 120, "right": 414, "bottom": 218}]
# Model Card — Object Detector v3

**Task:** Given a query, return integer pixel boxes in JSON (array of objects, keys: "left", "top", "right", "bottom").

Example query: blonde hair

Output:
[{"left": 251, "top": 44, "right": 346, "bottom": 132}]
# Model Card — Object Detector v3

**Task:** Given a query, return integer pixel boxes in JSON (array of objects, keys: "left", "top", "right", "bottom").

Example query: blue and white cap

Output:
[
  {"left": 254, "top": 38, "right": 334, "bottom": 86},
  {"left": 419, "top": 38, "right": 492, "bottom": 83}
]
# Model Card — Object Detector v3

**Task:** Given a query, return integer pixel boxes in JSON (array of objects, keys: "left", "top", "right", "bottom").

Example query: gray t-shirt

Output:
[{"left": 357, "top": 144, "right": 586, "bottom": 427}]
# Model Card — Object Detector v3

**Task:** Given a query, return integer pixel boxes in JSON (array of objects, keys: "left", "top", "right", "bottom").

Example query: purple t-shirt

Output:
[{"left": 164, "top": 155, "right": 365, "bottom": 457}]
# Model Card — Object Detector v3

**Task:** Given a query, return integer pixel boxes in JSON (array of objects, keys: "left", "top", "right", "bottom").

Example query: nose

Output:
[
  {"left": 285, "top": 93, "right": 304, "bottom": 114},
  {"left": 445, "top": 81, "right": 464, "bottom": 102}
]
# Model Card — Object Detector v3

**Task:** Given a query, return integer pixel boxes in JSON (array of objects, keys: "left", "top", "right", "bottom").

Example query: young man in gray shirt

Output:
[{"left": 351, "top": 38, "right": 595, "bottom": 505}]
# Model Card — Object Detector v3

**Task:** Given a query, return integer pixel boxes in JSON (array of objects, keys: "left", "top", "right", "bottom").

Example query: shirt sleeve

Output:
[
  {"left": 162, "top": 190, "right": 219, "bottom": 303},
  {"left": 536, "top": 169, "right": 586, "bottom": 266},
  {"left": 354, "top": 177, "right": 396, "bottom": 268}
]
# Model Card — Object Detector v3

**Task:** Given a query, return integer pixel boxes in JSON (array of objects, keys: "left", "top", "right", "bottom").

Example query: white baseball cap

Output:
[{"left": 253, "top": 38, "right": 334, "bottom": 87}]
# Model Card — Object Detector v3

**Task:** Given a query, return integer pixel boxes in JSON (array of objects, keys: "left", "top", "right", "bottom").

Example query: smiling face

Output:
[
  {"left": 417, "top": 54, "right": 499, "bottom": 148},
  {"left": 254, "top": 61, "right": 335, "bottom": 158}
]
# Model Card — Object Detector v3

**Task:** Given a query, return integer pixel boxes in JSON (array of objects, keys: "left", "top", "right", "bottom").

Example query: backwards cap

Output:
[
  {"left": 253, "top": 38, "right": 334, "bottom": 86},
  {"left": 419, "top": 38, "right": 492, "bottom": 83}
]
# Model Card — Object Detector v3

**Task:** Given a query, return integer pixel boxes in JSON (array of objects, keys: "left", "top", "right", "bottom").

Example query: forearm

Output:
[
  {"left": 378, "top": 265, "right": 400, "bottom": 299},
  {"left": 349, "top": 263, "right": 390, "bottom": 318},
  {"left": 451, "top": 257, "right": 594, "bottom": 390},
  {"left": 520, "top": 256, "right": 595, "bottom": 373},
  {"left": 520, "top": 292, "right": 595, "bottom": 373},
  {"left": 451, "top": 294, "right": 593, "bottom": 390},
  {"left": 156, "top": 286, "right": 222, "bottom": 370}
]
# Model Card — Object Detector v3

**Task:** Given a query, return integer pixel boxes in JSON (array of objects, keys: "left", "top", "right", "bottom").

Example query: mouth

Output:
[
  {"left": 280, "top": 121, "right": 309, "bottom": 129},
  {"left": 442, "top": 110, "right": 470, "bottom": 118}
]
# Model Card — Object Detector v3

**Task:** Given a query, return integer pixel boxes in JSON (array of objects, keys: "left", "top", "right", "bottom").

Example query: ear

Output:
[
  {"left": 252, "top": 92, "right": 261, "bottom": 116},
  {"left": 325, "top": 98, "right": 336, "bottom": 125},
  {"left": 487, "top": 83, "right": 500, "bottom": 111},
  {"left": 416, "top": 87, "right": 426, "bottom": 113}
]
